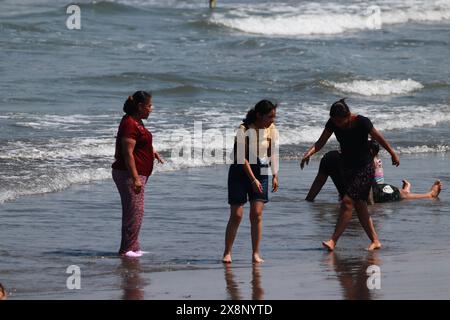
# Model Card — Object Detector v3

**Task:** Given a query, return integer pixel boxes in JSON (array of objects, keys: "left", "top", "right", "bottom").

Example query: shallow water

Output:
[{"left": 0, "top": 156, "right": 448, "bottom": 299}]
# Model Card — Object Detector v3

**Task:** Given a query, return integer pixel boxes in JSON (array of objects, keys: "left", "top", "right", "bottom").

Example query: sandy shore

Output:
[{"left": 0, "top": 154, "right": 449, "bottom": 299}]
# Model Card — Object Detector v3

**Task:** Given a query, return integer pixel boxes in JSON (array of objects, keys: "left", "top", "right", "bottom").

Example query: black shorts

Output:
[
  {"left": 228, "top": 163, "right": 269, "bottom": 205},
  {"left": 372, "top": 183, "right": 401, "bottom": 203}
]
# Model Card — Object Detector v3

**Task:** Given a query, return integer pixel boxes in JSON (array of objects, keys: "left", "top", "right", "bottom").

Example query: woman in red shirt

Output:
[{"left": 112, "top": 91, "right": 163, "bottom": 258}]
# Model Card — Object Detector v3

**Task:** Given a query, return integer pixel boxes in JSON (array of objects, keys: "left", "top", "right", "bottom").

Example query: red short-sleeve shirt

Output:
[{"left": 112, "top": 115, "right": 154, "bottom": 177}]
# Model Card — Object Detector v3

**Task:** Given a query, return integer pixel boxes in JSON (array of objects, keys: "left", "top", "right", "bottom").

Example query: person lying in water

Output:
[
  {"left": 305, "top": 141, "right": 442, "bottom": 203},
  {"left": 368, "top": 140, "right": 442, "bottom": 204}
]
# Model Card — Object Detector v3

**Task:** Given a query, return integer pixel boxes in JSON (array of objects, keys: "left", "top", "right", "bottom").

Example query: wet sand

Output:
[{"left": 0, "top": 154, "right": 449, "bottom": 299}]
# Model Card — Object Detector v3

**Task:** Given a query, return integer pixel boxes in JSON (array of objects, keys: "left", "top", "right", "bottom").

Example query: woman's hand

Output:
[
  {"left": 133, "top": 177, "right": 143, "bottom": 194},
  {"left": 272, "top": 176, "right": 278, "bottom": 192},
  {"left": 391, "top": 152, "right": 400, "bottom": 167},
  {"left": 300, "top": 131, "right": 331, "bottom": 170},
  {"left": 300, "top": 155, "right": 310, "bottom": 170},
  {"left": 154, "top": 151, "right": 165, "bottom": 164},
  {"left": 251, "top": 179, "right": 264, "bottom": 194}
]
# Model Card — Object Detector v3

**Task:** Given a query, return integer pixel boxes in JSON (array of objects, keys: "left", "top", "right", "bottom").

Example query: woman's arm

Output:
[
  {"left": 300, "top": 128, "right": 333, "bottom": 169},
  {"left": 270, "top": 128, "right": 279, "bottom": 192},
  {"left": 243, "top": 159, "right": 263, "bottom": 194},
  {"left": 370, "top": 127, "right": 400, "bottom": 166},
  {"left": 153, "top": 149, "right": 165, "bottom": 164},
  {"left": 271, "top": 162, "right": 279, "bottom": 193},
  {"left": 121, "top": 137, "right": 142, "bottom": 193}
]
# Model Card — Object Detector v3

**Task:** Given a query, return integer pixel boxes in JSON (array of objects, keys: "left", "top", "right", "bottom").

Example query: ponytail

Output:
[
  {"left": 123, "top": 96, "right": 136, "bottom": 115},
  {"left": 243, "top": 109, "right": 257, "bottom": 127}
]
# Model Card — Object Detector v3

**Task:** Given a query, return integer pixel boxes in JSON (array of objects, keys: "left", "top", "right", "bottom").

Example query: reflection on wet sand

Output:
[
  {"left": 120, "top": 258, "right": 147, "bottom": 300},
  {"left": 223, "top": 263, "right": 264, "bottom": 300},
  {"left": 324, "top": 251, "right": 382, "bottom": 300},
  {"left": 251, "top": 264, "right": 264, "bottom": 300}
]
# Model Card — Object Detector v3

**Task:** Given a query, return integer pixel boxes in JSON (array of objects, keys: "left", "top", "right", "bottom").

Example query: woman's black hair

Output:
[
  {"left": 369, "top": 139, "right": 380, "bottom": 156},
  {"left": 123, "top": 90, "right": 152, "bottom": 115},
  {"left": 330, "top": 98, "right": 350, "bottom": 118},
  {"left": 243, "top": 100, "right": 277, "bottom": 127}
]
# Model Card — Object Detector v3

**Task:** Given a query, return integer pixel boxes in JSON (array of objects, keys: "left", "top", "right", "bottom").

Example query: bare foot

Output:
[
  {"left": 252, "top": 253, "right": 264, "bottom": 263},
  {"left": 402, "top": 179, "right": 411, "bottom": 192},
  {"left": 322, "top": 239, "right": 335, "bottom": 251},
  {"left": 430, "top": 180, "right": 442, "bottom": 198},
  {"left": 367, "top": 240, "right": 382, "bottom": 251},
  {"left": 222, "top": 253, "right": 232, "bottom": 263},
  {"left": 124, "top": 250, "right": 142, "bottom": 258}
]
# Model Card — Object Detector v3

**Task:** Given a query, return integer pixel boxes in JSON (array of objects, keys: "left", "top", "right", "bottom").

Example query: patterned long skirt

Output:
[{"left": 112, "top": 169, "right": 148, "bottom": 255}]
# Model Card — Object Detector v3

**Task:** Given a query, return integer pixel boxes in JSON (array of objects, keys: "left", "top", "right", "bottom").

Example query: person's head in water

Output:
[
  {"left": 243, "top": 100, "right": 277, "bottom": 129},
  {"left": 329, "top": 98, "right": 351, "bottom": 129},
  {"left": 123, "top": 91, "right": 152, "bottom": 120},
  {"left": 368, "top": 140, "right": 380, "bottom": 157}
]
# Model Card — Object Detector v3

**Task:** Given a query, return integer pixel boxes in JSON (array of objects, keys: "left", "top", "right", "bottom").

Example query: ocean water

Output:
[
  {"left": 1, "top": 0, "right": 450, "bottom": 299},
  {"left": 1, "top": 0, "right": 450, "bottom": 202},
  {"left": 1, "top": 157, "right": 449, "bottom": 299}
]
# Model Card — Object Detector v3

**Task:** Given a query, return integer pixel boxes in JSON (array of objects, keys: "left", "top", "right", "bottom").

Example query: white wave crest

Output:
[
  {"left": 210, "top": 1, "right": 450, "bottom": 36},
  {"left": 396, "top": 145, "right": 450, "bottom": 154},
  {"left": 0, "top": 138, "right": 116, "bottom": 161},
  {"left": 362, "top": 104, "right": 450, "bottom": 131},
  {"left": 0, "top": 168, "right": 111, "bottom": 204},
  {"left": 323, "top": 79, "right": 424, "bottom": 96}
]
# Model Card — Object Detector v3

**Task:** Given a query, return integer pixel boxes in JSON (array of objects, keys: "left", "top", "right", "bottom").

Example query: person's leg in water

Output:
[
  {"left": 223, "top": 204, "right": 244, "bottom": 263},
  {"left": 323, "top": 195, "right": 354, "bottom": 251},
  {"left": 250, "top": 201, "right": 265, "bottom": 263},
  {"left": 400, "top": 179, "right": 442, "bottom": 200},
  {"left": 354, "top": 200, "right": 381, "bottom": 251},
  {"left": 306, "top": 173, "right": 328, "bottom": 202}
]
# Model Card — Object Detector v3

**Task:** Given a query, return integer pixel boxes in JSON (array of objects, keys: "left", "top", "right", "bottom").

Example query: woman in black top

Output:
[{"left": 301, "top": 99, "right": 400, "bottom": 251}]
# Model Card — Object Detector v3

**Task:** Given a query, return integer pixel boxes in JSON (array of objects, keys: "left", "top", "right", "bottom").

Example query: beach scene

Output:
[{"left": 1, "top": 0, "right": 449, "bottom": 300}]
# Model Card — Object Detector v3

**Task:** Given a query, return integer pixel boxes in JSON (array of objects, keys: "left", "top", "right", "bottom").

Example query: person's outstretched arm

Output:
[
  {"left": 370, "top": 127, "right": 400, "bottom": 167},
  {"left": 300, "top": 128, "right": 332, "bottom": 169}
]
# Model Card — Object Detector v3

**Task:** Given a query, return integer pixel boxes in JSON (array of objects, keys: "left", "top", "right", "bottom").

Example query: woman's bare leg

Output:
[
  {"left": 250, "top": 201, "right": 265, "bottom": 263},
  {"left": 323, "top": 195, "right": 354, "bottom": 251},
  {"left": 223, "top": 204, "right": 244, "bottom": 263},
  {"left": 354, "top": 200, "right": 381, "bottom": 251}
]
